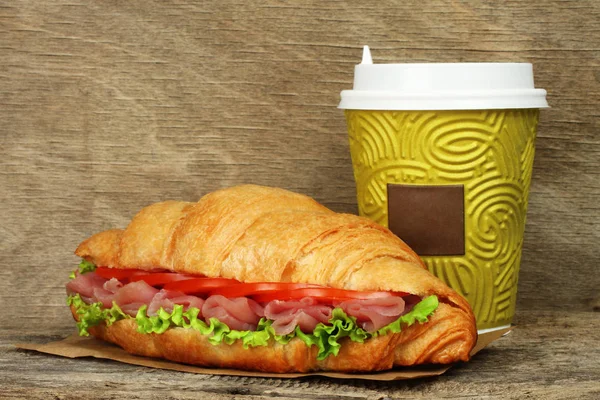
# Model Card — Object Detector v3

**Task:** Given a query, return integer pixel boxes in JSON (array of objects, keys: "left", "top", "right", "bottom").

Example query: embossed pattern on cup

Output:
[{"left": 346, "top": 109, "right": 539, "bottom": 329}]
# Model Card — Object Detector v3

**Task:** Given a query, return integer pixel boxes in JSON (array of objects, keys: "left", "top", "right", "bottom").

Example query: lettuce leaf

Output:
[
  {"left": 68, "top": 291, "right": 439, "bottom": 359},
  {"left": 310, "top": 308, "right": 366, "bottom": 359},
  {"left": 375, "top": 294, "right": 439, "bottom": 337},
  {"left": 69, "top": 259, "right": 97, "bottom": 279},
  {"left": 67, "top": 294, "right": 128, "bottom": 336},
  {"left": 135, "top": 304, "right": 279, "bottom": 347}
]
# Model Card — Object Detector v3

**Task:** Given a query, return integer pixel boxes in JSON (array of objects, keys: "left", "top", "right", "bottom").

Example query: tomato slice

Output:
[
  {"left": 95, "top": 267, "right": 148, "bottom": 281},
  {"left": 93, "top": 268, "right": 407, "bottom": 302},
  {"left": 163, "top": 277, "right": 240, "bottom": 294},
  {"left": 251, "top": 287, "right": 407, "bottom": 303},
  {"left": 209, "top": 282, "right": 319, "bottom": 298},
  {"left": 129, "top": 272, "right": 195, "bottom": 287}
]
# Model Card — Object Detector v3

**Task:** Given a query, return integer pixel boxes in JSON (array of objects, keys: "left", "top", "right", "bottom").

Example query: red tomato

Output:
[
  {"left": 129, "top": 273, "right": 194, "bottom": 287},
  {"left": 209, "top": 282, "right": 319, "bottom": 298},
  {"left": 95, "top": 267, "right": 148, "bottom": 281},
  {"left": 163, "top": 277, "right": 240, "bottom": 294},
  {"left": 251, "top": 287, "right": 406, "bottom": 303}
]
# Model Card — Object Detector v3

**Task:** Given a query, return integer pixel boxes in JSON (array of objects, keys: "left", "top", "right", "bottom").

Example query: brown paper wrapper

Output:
[{"left": 16, "top": 327, "right": 511, "bottom": 381}]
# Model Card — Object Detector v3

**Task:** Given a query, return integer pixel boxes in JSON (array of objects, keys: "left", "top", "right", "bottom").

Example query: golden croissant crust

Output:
[{"left": 73, "top": 184, "right": 477, "bottom": 371}]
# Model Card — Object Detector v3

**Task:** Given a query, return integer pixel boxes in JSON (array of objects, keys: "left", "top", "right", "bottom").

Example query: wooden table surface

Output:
[
  {"left": 1, "top": 1, "right": 599, "bottom": 399},
  {"left": 2, "top": 310, "right": 599, "bottom": 399}
]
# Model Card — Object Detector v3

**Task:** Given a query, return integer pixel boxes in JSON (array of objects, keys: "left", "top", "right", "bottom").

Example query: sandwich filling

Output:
[{"left": 67, "top": 260, "right": 439, "bottom": 360}]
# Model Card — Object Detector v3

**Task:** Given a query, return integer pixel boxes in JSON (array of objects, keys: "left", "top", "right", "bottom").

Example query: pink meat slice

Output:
[
  {"left": 147, "top": 289, "right": 205, "bottom": 316},
  {"left": 88, "top": 278, "right": 123, "bottom": 308},
  {"left": 67, "top": 273, "right": 206, "bottom": 317},
  {"left": 120, "top": 302, "right": 147, "bottom": 317},
  {"left": 169, "top": 295, "right": 205, "bottom": 312},
  {"left": 264, "top": 297, "right": 333, "bottom": 335},
  {"left": 202, "top": 295, "right": 264, "bottom": 331},
  {"left": 66, "top": 272, "right": 108, "bottom": 299},
  {"left": 113, "top": 280, "right": 159, "bottom": 307},
  {"left": 336, "top": 296, "right": 406, "bottom": 332},
  {"left": 92, "top": 288, "right": 115, "bottom": 308},
  {"left": 103, "top": 278, "right": 123, "bottom": 293}
]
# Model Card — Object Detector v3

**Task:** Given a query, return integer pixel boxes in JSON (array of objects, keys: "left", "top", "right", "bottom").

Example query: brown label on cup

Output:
[{"left": 387, "top": 184, "right": 465, "bottom": 256}]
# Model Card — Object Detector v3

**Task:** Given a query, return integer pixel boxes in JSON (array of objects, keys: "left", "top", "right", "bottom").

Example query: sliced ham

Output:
[
  {"left": 265, "top": 297, "right": 333, "bottom": 335},
  {"left": 113, "top": 280, "right": 159, "bottom": 307},
  {"left": 103, "top": 278, "right": 123, "bottom": 293},
  {"left": 88, "top": 278, "right": 124, "bottom": 308},
  {"left": 202, "top": 295, "right": 264, "bottom": 331},
  {"left": 66, "top": 272, "right": 107, "bottom": 298},
  {"left": 92, "top": 287, "right": 116, "bottom": 308},
  {"left": 147, "top": 289, "right": 205, "bottom": 316},
  {"left": 94, "top": 280, "right": 159, "bottom": 315},
  {"left": 68, "top": 273, "right": 205, "bottom": 317},
  {"left": 169, "top": 295, "right": 205, "bottom": 312},
  {"left": 336, "top": 296, "right": 406, "bottom": 332},
  {"left": 121, "top": 302, "right": 147, "bottom": 317},
  {"left": 147, "top": 290, "right": 178, "bottom": 315}
]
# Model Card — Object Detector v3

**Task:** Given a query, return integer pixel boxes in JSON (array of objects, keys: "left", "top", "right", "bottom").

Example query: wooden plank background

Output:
[{"left": 1, "top": 0, "right": 599, "bottom": 398}]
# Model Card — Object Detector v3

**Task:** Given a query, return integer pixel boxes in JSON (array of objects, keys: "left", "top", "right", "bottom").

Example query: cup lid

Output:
[{"left": 338, "top": 46, "right": 549, "bottom": 110}]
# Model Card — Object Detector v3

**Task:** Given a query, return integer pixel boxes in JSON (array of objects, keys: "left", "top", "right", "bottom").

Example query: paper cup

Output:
[{"left": 339, "top": 47, "right": 548, "bottom": 330}]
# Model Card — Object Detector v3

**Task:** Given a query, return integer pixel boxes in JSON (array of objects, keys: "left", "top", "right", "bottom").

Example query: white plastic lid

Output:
[{"left": 339, "top": 46, "right": 549, "bottom": 110}]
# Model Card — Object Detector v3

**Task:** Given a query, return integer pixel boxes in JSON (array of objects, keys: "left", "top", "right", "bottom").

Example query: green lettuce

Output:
[
  {"left": 375, "top": 294, "right": 439, "bottom": 337},
  {"left": 69, "top": 259, "right": 97, "bottom": 279},
  {"left": 135, "top": 304, "right": 283, "bottom": 347},
  {"left": 67, "top": 294, "right": 128, "bottom": 336},
  {"left": 68, "top": 291, "right": 439, "bottom": 359}
]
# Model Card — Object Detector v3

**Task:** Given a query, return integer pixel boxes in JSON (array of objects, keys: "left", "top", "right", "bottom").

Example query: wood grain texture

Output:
[
  {"left": 2, "top": 310, "right": 599, "bottom": 399},
  {"left": 1, "top": 0, "right": 599, "bottom": 398}
]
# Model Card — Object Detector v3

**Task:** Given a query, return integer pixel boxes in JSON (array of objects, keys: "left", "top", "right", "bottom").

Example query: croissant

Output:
[{"left": 68, "top": 184, "right": 476, "bottom": 372}]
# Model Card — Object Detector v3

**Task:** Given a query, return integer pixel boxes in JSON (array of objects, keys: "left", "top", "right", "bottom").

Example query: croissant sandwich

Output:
[{"left": 66, "top": 184, "right": 477, "bottom": 373}]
